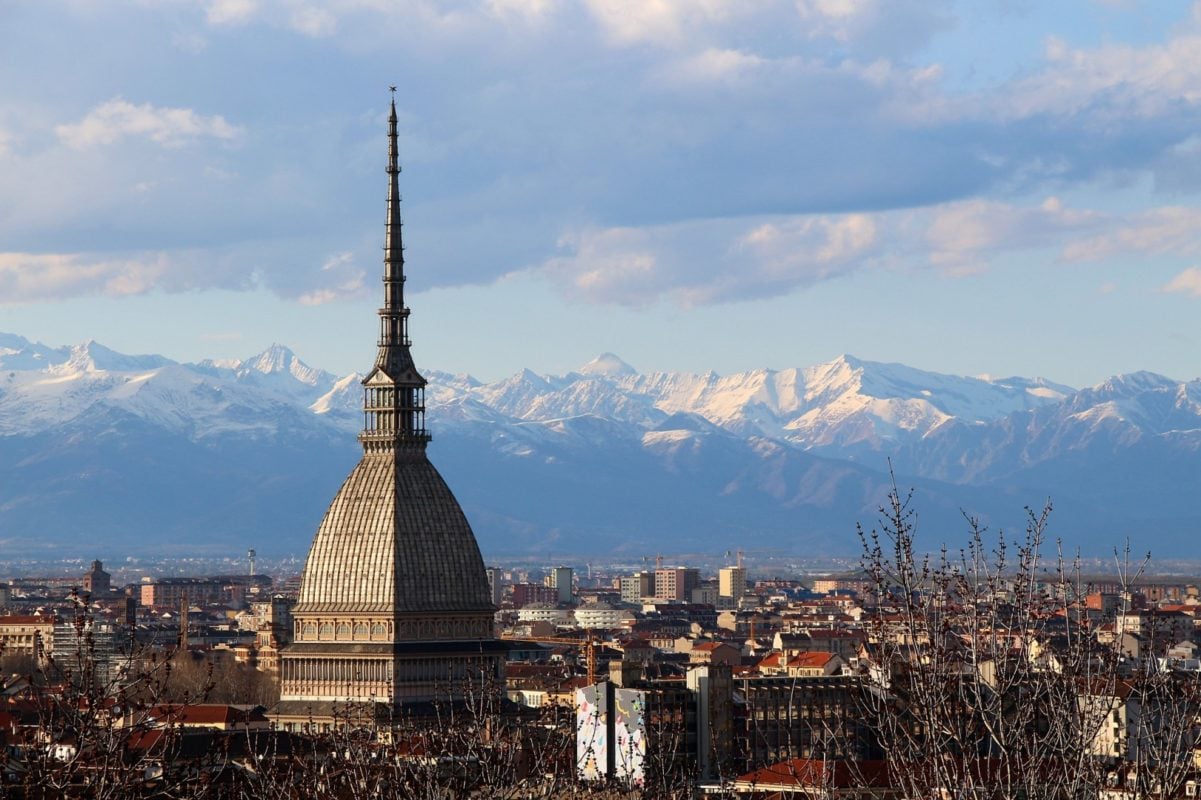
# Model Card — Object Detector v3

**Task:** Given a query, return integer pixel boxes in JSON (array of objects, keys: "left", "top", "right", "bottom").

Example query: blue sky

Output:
[{"left": 3, "top": 0, "right": 1201, "bottom": 386}]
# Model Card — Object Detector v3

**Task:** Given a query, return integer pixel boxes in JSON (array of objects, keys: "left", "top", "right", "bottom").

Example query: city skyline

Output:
[{"left": 4, "top": 1, "right": 1201, "bottom": 387}]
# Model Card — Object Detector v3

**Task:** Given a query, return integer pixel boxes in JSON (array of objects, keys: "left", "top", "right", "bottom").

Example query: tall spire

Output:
[
  {"left": 361, "top": 89, "right": 429, "bottom": 452},
  {"left": 383, "top": 88, "right": 404, "bottom": 312}
]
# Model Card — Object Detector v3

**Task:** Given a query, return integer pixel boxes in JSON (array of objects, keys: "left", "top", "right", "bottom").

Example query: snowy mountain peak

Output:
[
  {"left": 244, "top": 344, "right": 323, "bottom": 386},
  {"left": 800, "top": 355, "right": 867, "bottom": 401},
  {"left": 311, "top": 372, "right": 363, "bottom": 416},
  {"left": 8, "top": 331, "right": 1201, "bottom": 558},
  {"left": 982, "top": 375, "right": 1074, "bottom": 402},
  {"left": 56, "top": 340, "right": 171, "bottom": 374},
  {"left": 0, "top": 333, "right": 64, "bottom": 371},
  {"left": 1091, "top": 371, "right": 1178, "bottom": 397},
  {"left": 0, "top": 332, "right": 33, "bottom": 352},
  {"left": 577, "top": 352, "right": 637, "bottom": 378}
]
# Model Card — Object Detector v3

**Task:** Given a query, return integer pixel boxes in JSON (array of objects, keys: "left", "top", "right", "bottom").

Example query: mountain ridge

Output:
[{"left": 1, "top": 332, "right": 1198, "bottom": 558}]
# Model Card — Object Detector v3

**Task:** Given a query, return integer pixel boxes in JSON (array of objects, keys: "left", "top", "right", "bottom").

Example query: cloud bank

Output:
[{"left": 4, "top": 0, "right": 1201, "bottom": 307}]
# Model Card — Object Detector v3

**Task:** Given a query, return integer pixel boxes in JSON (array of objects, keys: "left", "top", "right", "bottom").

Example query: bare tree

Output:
[
  {"left": 5, "top": 597, "right": 216, "bottom": 799},
  {"left": 855, "top": 479, "right": 1201, "bottom": 800}
]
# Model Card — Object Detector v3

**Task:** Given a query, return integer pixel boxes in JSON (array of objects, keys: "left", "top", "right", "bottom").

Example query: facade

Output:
[
  {"left": 735, "top": 673, "right": 871, "bottom": 768},
  {"left": 140, "top": 576, "right": 272, "bottom": 609},
  {"left": 250, "top": 595, "right": 295, "bottom": 673},
  {"left": 655, "top": 567, "right": 700, "bottom": 602},
  {"left": 51, "top": 618, "right": 118, "bottom": 686},
  {"left": 512, "top": 582, "right": 558, "bottom": 608},
  {"left": 516, "top": 603, "right": 574, "bottom": 625},
  {"left": 0, "top": 615, "right": 55, "bottom": 658},
  {"left": 719, "top": 566, "right": 747, "bottom": 600},
  {"left": 81, "top": 560, "right": 112, "bottom": 596},
  {"left": 546, "top": 566, "right": 573, "bottom": 605},
  {"left": 486, "top": 567, "right": 504, "bottom": 607},
  {"left": 810, "top": 577, "right": 873, "bottom": 595},
  {"left": 691, "top": 583, "right": 719, "bottom": 606},
  {"left": 621, "top": 572, "right": 654, "bottom": 604},
  {"left": 573, "top": 603, "right": 635, "bottom": 630},
  {"left": 273, "top": 96, "right": 502, "bottom": 728}
]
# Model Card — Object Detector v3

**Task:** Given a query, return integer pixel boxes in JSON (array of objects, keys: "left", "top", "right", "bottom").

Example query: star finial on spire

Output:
[{"left": 389, "top": 85, "right": 397, "bottom": 94}]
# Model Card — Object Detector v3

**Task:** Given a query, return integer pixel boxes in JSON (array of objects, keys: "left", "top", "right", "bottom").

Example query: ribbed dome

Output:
[{"left": 294, "top": 449, "right": 492, "bottom": 616}]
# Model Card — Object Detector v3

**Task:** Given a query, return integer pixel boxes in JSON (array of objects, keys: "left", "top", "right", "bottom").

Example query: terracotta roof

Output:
[
  {"left": 787, "top": 651, "right": 836, "bottom": 669},
  {"left": 735, "top": 759, "right": 892, "bottom": 790},
  {"left": 0, "top": 616, "right": 54, "bottom": 625},
  {"left": 146, "top": 704, "right": 266, "bottom": 726}
]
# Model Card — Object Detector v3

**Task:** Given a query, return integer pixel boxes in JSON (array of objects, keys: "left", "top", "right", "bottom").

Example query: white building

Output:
[
  {"left": 517, "top": 603, "right": 573, "bottom": 626},
  {"left": 574, "top": 603, "right": 635, "bottom": 630}
]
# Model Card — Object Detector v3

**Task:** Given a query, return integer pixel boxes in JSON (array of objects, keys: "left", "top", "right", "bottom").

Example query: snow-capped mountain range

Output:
[{"left": 1, "top": 332, "right": 1198, "bottom": 557}]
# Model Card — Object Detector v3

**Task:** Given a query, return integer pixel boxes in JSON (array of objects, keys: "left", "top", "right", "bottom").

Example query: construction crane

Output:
[{"left": 501, "top": 630, "right": 602, "bottom": 684}]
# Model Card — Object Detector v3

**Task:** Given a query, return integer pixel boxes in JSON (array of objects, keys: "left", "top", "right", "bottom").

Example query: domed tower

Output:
[{"left": 273, "top": 94, "right": 501, "bottom": 728}]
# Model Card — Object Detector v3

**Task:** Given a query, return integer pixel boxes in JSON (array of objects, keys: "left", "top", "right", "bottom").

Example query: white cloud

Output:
[
  {"left": 1061, "top": 207, "right": 1201, "bottom": 262},
  {"left": 582, "top": 0, "right": 742, "bottom": 46},
  {"left": 56, "top": 98, "right": 243, "bottom": 149},
  {"left": 289, "top": 4, "right": 337, "bottom": 36},
  {"left": 795, "top": 0, "right": 875, "bottom": 41},
  {"left": 794, "top": 0, "right": 951, "bottom": 56},
  {"left": 541, "top": 227, "right": 665, "bottom": 306},
  {"left": 1162, "top": 267, "right": 1201, "bottom": 297},
  {"left": 917, "top": 24, "right": 1201, "bottom": 126},
  {"left": 206, "top": 0, "right": 258, "bottom": 25},
  {"left": 540, "top": 212, "right": 883, "bottom": 306},
  {"left": 926, "top": 197, "right": 1103, "bottom": 273},
  {"left": 0, "top": 252, "right": 170, "bottom": 303},
  {"left": 735, "top": 214, "right": 878, "bottom": 278},
  {"left": 654, "top": 47, "right": 767, "bottom": 87},
  {"left": 534, "top": 196, "right": 1201, "bottom": 306},
  {"left": 296, "top": 251, "right": 367, "bottom": 305},
  {"left": 488, "top": 0, "right": 558, "bottom": 21},
  {"left": 0, "top": 246, "right": 369, "bottom": 305}
]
